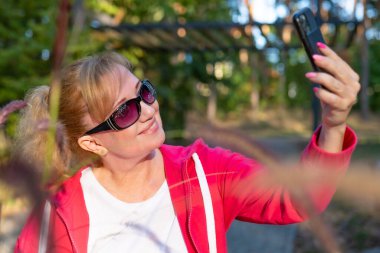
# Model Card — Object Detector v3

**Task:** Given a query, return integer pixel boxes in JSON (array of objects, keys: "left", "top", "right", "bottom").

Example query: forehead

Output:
[{"left": 103, "top": 64, "right": 139, "bottom": 104}]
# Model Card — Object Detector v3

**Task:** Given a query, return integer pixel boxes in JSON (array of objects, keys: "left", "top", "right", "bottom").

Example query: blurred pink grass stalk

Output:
[
  {"left": 0, "top": 100, "right": 67, "bottom": 199},
  {"left": 0, "top": 100, "right": 27, "bottom": 125},
  {"left": 0, "top": 100, "right": 46, "bottom": 206}
]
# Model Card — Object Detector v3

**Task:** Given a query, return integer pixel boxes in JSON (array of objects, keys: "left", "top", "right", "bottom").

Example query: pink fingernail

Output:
[
  {"left": 313, "top": 87, "right": 319, "bottom": 93},
  {"left": 305, "top": 72, "right": 317, "bottom": 78},
  {"left": 313, "top": 54, "right": 324, "bottom": 61},
  {"left": 317, "top": 42, "right": 327, "bottom": 49}
]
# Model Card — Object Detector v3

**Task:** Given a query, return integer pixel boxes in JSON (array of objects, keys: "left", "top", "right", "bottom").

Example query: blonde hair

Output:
[{"left": 14, "top": 52, "right": 132, "bottom": 175}]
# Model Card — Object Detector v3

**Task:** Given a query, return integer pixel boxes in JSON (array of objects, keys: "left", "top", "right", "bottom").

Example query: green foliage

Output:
[
  {"left": 86, "top": 0, "right": 231, "bottom": 23},
  {"left": 349, "top": 38, "right": 380, "bottom": 113},
  {"left": 1, "top": 0, "right": 379, "bottom": 137},
  {"left": 369, "top": 41, "right": 380, "bottom": 111},
  {"left": 0, "top": 1, "right": 56, "bottom": 105},
  {"left": 284, "top": 49, "right": 314, "bottom": 108},
  {"left": 83, "top": 0, "right": 234, "bottom": 132}
]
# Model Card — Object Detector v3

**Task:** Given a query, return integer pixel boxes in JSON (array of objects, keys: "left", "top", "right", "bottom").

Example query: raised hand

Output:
[{"left": 305, "top": 42, "right": 360, "bottom": 152}]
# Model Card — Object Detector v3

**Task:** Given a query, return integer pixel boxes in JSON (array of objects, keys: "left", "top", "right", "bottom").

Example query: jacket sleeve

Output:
[
  {"left": 213, "top": 126, "right": 357, "bottom": 228},
  {"left": 14, "top": 200, "right": 73, "bottom": 253},
  {"left": 14, "top": 203, "right": 44, "bottom": 253}
]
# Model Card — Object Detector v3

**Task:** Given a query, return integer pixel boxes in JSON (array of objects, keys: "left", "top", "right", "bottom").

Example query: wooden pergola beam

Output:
[{"left": 94, "top": 19, "right": 361, "bottom": 52}]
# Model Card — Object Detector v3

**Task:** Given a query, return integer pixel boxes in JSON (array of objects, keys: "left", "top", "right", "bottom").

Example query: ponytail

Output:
[
  {"left": 13, "top": 86, "right": 71, "bottom": 180},
  {"left": 13, "top": 52, "right": 134, "bottom": 183}
]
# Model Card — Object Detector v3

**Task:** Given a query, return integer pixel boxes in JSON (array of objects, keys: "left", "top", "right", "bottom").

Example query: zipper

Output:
[{"left": 184, "top": 159, "right": 200, "bottom": 253}]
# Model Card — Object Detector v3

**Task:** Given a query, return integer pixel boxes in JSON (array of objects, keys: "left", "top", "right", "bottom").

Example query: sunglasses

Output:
[{"left": 84, "top": 79, "right": 157, "bottom": 135}]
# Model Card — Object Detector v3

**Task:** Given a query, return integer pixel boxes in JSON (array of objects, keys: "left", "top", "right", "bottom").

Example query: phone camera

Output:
[{"left": 298, "top": 14, "right": 311, "bottom": 33}]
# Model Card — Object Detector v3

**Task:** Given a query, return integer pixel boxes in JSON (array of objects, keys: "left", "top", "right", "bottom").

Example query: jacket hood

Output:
[{"left": 52, "top": 138, "right": 208, "bottom": 208}]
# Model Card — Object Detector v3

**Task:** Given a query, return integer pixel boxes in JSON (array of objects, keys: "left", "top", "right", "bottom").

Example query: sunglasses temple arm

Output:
[{"left": 84, "top": 121, "right": 113, "bottom": 135}]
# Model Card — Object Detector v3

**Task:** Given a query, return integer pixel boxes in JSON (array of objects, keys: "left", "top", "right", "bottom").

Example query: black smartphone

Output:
[{"left": 293, "top": 7, "right": 325, "bottom": 72}]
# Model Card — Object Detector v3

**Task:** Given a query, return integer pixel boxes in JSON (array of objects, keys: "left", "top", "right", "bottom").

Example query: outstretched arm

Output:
[
  {"left": 305, "top": 42, "right": 360, "bottom": 153},
  {"left": 218, "top": 44, "right": 359, "bottom": 227}
]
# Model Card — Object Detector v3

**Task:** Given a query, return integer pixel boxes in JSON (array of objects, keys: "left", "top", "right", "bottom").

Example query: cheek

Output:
[
  {"left": 99, "top": 127, "right": 138, "bottom": 150},
  {"left": 103, "top": 130, "right": 142, "bottom": 158},
  {"left": 98, "top": 102, "right": 164, "bottom": 158},
  {"left": 153, "top": 102, "right": 163, "bottom": 127}
]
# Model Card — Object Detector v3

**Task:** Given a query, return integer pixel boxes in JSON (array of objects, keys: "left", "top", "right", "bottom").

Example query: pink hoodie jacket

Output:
[{"left": 14, "top": 127, "right": 357, "bottom": 253}]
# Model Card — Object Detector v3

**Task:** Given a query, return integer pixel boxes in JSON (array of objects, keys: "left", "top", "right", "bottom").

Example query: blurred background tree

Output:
[
  {"left": 0, "top": 1, "right": 57, "bottom": 136},
  {"left": 0, "top": 0, "right": 379, "bottom": 139}
]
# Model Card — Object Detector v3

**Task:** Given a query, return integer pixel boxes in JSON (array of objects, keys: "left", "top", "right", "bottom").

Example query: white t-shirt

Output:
[{"left": 80, "top": 168, "right": 188, "bottom": 253}]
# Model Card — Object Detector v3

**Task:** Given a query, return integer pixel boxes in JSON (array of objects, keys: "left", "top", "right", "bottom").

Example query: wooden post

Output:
[
  {"left": 0, "top": 202, "right": 2, "bottom": 234},
  {"left": 360, "top": 0, "right": 370, "bottom": 120},
  {"left": 244, "top": 0, "right": 260, "bottom": 112},
  {"left": 207, "top": 79, "right": 217, "bottom": 122}
]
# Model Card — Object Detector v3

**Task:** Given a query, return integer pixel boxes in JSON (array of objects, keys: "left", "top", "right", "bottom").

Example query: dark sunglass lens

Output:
[
  {"left": 141, "top": 82, "right": 156, "bottom": 104},
  {"left": 113, "top": 101, "right": 139, "bottom": 128}
]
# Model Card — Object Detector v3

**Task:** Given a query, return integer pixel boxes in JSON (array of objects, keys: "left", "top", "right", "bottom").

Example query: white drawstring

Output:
[
  {"left": 36, "top": 156, "right": 216, "bottom": 253},
  {"left": 192, "top": 153, "right": 217, "bottom": 253},
  {"left": 38, "top": 200, "right": 51, "bottom": 253}
]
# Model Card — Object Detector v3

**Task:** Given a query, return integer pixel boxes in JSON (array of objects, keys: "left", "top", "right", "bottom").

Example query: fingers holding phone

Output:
[
  {"left": 293, "top": 8, "right": 360, "bottom": 129},
  {"left": 312, "top": 43, "right": 360, "bottom": 83},
  {"left": 305, "top": 43, "right": 360, "bottom": 111},
  {"left": 304, "top": 43, "right": 360, "bottom": 152},
  {"left": 305, "top": 43, "right": 360, "bottom": 131}
]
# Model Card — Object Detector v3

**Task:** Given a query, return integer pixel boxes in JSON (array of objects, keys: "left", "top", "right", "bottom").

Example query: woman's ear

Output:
[{"left": 78, "top": 135, "right": 108, "bottom": 157}]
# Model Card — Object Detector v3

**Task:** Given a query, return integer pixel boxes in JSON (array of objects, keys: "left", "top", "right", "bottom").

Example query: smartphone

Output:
[{"left": 293, "top": 8, "right": 325, "bottom": 72}]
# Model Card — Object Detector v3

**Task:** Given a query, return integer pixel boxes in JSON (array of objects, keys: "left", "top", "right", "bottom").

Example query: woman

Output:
[{"left": 14, "top": 43, "right": 359, "bottom": 253}]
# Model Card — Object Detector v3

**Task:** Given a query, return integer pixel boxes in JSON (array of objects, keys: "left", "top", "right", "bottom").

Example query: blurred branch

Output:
[
  {"left": 67, "top": 0, "right": 86, "bottom": 53},
  {"left": 51, "top": 0, "right": 70, "bottom": 77},
  {"left": 45, "top": 0, "right": 70, "bottom": 183}
]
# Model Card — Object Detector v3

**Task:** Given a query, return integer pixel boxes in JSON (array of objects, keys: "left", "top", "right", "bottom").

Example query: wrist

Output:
[
  {"left": 318, "top": 123, "right": 347, "bottom": 153},
  {"left": 321, "top": 123, "right": 347, "bottom": 135}
]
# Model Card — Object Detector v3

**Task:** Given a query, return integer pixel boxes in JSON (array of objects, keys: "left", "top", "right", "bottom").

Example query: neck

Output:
[{"left": 93, "top": 149, "right": 165, "bottom": 203}]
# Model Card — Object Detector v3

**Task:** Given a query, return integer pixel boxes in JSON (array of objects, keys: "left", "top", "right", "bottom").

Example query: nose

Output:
[{"left": 139, "top": 100, "right": 155, "bottom": 122}]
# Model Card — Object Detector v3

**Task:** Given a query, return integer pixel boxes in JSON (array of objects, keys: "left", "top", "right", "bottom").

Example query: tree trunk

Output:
[
  {"left": 249, "top": 53, "right": 260, "bottom": 111},
  {"left": 69, "top": 0, "right": 85, "bottom": 46},
  {"left": 207, "top": 81, "right": 217, "bottom": 122},
  {"left": 244, "top": 0, "right": 260, "bottom": 112},
  {"left": 360, "top": 0, "right": 370, "bottom": 120},
  {"left": 0, "top": 202, "right": 2, "bottom": 233}
]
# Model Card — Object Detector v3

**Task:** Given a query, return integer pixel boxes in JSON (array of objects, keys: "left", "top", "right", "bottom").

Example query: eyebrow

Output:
[{"left": 114, "top": 80, "right": 141, "bottom": 109}]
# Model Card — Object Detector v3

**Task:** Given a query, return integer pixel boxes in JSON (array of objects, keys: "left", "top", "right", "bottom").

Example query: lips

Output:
[{"left": 139, "top": 119, "right": 158, "bottom": 135}]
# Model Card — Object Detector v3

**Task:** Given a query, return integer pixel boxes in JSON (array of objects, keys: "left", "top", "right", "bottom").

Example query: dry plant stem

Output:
[
  {"left": 268, "top": 169, "right": 343, "bottom": 253},
  {"left": 295, "top": 190, "right": 342, "bottom": 253},
  {"left": 189, "top": 123, "right": 344, "bottom": 252},
  {"left": 197, "top": 125, "right": 380, "bottom": 216},
  {"left": 0, "top": 202, "right": 2, "bottom": 233},
  {"left": 44, "top": 79, "right": 61, "bottom": 184},
  {"left": 192, "top": 124, "right": 280, "bottom": 168},
  {"left": 43, "top": 0, "right": 70, "bottom": 183},
  {"left": 337, "top": 168, "right": 380, "bottom": 212}
]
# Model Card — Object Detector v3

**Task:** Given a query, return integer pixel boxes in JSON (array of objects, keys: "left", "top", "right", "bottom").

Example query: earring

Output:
[{"left": 97, "top": 148, "right": 108, "bottom": 156}]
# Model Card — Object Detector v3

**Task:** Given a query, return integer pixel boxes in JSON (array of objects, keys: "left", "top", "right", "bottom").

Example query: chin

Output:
[
  {"left": 154, "top": 127, "right": 166, "bottom": 147},
  {"left": 142, "top": 126, "right": 165, "bottom": 150}
]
